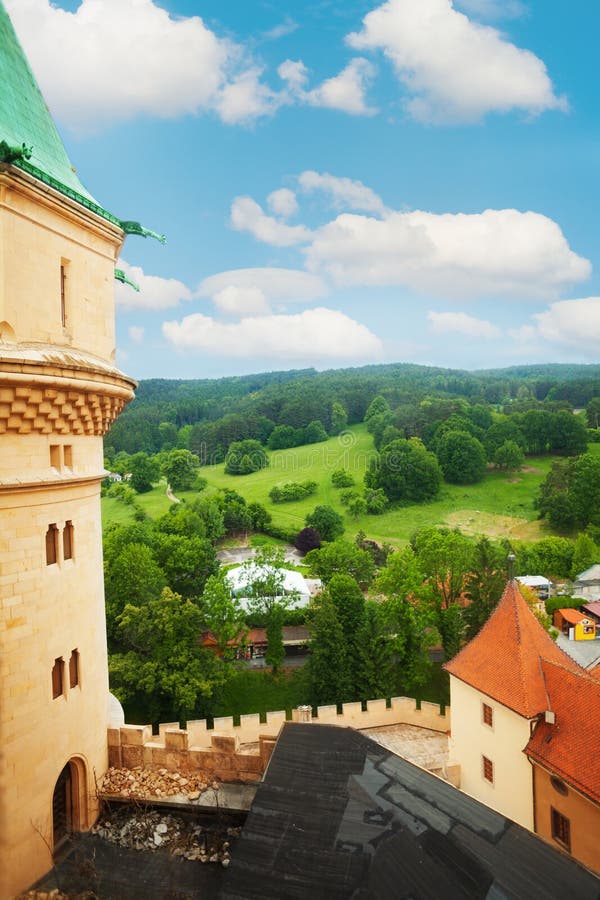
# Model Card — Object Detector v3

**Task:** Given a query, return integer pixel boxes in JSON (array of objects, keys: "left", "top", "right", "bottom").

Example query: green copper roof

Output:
[
  {"left": 0, "top": 1, "right": 165, "bottom": 288},
  {"left": 0, "top": 1, "right": 122, "bottom": 224}
]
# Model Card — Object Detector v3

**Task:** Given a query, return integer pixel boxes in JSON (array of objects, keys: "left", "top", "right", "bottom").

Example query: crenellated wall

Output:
[
  {"left": 108, "top": 727, "right": 277, "bottom": 783},
  {"left": 108, "top": 696, "right": 450, "bottom": 784}
]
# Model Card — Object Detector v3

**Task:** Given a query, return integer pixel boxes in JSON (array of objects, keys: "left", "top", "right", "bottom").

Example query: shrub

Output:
[
  {"left": 295, "top": 527, "right": 322, "bottom": 554},
  {"left": 224, "top": 440, "right": 269, "bottom": 475},
  {"left": 269, "top": 481, "right": 318, "bottom": 503},
  {"left": 331, "top": 469, "right": 355, "bottom": 488}
]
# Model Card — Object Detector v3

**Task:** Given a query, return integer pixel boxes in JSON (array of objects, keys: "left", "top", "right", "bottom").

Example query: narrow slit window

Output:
[
  {"left": 45, "top": 524, "right": 59, "bottom": 565},
  {"left": 50, "top": 445, "right": 61, "bottom": 469},
  {"left": 551, "top": 808, "right": 571, "bottom": 851},
  {"left": 69, "top": 649, "right": 79, "bottom": 689},
  {"left": 52, "top": 657, "right": 64, "bottom": 699},
  {"left": 63, "top": 521, "right": 74, "bottom": 561},
  {"left": 482, "top": 756, "right": 494, "bottom": 784},
  {"left": 63, "top": 445, "right": 73, "bottom": 469},
  {"left": 60, "top": 260, "right": 69, "bottom": 328},
  {"left": 482, "top": 703, "right": 493, "bottom": 727}
]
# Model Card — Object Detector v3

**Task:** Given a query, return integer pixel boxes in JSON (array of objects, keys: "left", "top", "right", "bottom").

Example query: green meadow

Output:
[{"left": 100, "top": 424, "right": 600, "bottom": 545}]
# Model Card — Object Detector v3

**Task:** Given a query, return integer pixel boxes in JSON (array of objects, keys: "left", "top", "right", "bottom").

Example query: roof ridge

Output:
[
  {"left": 513, "top": 582, "right": 530, "bottom": 711},
  {"left": 444, "top": 580, "right": 583, "bottom": 717}
]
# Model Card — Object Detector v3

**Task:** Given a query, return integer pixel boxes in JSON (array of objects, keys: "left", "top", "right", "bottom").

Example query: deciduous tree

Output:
[
  {"left": 436, "top": 430, "right": 487, "bottom": 484},
  {"left": 305, "top": 540, "right": 374, "bottom": 588},
  {"left": 110, "top": 588, "right": 228, "bottom": 722},
  {"left": 305, "top": 505, "right": 345, "bottom": 542}
]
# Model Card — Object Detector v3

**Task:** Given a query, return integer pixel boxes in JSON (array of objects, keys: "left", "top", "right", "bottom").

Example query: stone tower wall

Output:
[{"left": 0, "top": 169, "right": 135, "bottom": 897}]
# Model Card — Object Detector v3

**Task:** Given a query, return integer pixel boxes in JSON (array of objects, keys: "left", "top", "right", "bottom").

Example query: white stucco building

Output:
[{"left": 445, "top": 581, "right": 583, "bottom": 831}]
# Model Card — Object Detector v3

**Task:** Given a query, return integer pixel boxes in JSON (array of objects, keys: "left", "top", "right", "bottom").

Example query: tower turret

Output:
[{"left": 0, "top": 4, "right": 148, "bottom": 893}]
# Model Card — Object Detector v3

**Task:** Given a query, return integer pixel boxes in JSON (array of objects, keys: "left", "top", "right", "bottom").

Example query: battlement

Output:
[{"left": 108, "top": 696, "right": 450, "bottom": 783}]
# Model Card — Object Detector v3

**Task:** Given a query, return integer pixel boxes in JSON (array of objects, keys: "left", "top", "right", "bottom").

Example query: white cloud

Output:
[
  {"left": 212, "top": 286, "right": 271, "bottom": 317},
  {"left": 305, "top": 58, "right": 376, "bottom": 115},
  {"left": 515, "top": 298, "right": 600, "bottom": 358},
  {"left": 278, "top": 59, "right": 309, "bottom": 91},
  {"left": 128, "top": 325, "right": 145, "bottom": 343},
  {"left": 199, "top": 268, "right": 327, "bottom": 315},
  {"left": 278, "top": 57, "right": 375, "bottom": 116},
  {"left": 455, "top": 0, "right": 526, "bottom": 20},
  {"left": 267, "top": 189, "right": 299, "bottom": 219},
  {"left": 347, "top": 0, "right": 567, "bottom": 123},
  {"left": 428, "top": 311, "right": 500, "bottom": 338},
  {"left": 115, "top": 261, "right": 192, "bottom": 311},
  {"left": 214, "top": 67, "right": 282, "bottom": 125},
  {"left": 4, "top": 0, "right": 276, "bottom": 131},
  {"left": 305, "top": 208, "right": 590, "bottom": 297},
  {"left": 262, "top": 18, "right": 298, "bottom": 41},
  {"left": 230, "top": 197, "right": 312, "bottom": 246},
  {"left": 298, "top": 170, "right": 387, "bottom": 215},
  {"left": 163, "top": 308, "right": 383, "bottom": 361}
]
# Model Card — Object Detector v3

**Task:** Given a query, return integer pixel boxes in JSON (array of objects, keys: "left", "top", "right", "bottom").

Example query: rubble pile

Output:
[
  {"left": 18, "top": 893, "right": 95, "bottom": 900},
  {"left": 100, "top": 766, "right": 218, "bottom": 801},
  {"left": 92, "top": 808, "right": 241, "bottom": 865}
]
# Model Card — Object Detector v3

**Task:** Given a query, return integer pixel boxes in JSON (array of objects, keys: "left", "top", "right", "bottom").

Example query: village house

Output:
[
  {"left": 572, "top": 564, "right": 600, "bottom": 602},
  {"left": 553, "top": 607, "right": 599, "bottom": 641},
  {"left": 200, "top": 625, "right": 311, "bottom": 662},
  {"left": 445, "top": 580, "right": 600, "bottom": 875},
  {"left": 525, "top": 659, "right": 600, "bottom": 875}
]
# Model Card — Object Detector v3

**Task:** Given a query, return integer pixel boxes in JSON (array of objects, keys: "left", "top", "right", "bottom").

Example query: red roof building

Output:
[
  {"left": 445, "top": 580, "right": 600, "bottom": 874},
  {"left": 525, "top": 660, "right": 600, "bottom": 873},
  {"left": 445, "top": 580, "right": 582, "bottom": 718}
]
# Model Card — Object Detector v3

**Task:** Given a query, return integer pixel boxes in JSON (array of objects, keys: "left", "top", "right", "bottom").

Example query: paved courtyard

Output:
[{"left": 362, "top": 723, "right": 449, "bottom": 773}]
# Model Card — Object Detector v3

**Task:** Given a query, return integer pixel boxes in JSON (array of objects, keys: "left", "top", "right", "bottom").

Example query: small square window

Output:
[
  {"left": 52, "top": 657, "right": 64, "bottom": 699},
  {"left": 69, "top": 649, "right": 80, "bottom": 689},
  {"left": 551, "top": 807, "right": 571, "bottom": 851},
  {"left": 482, "top": 756, "right": 494, "bottom": 784},
  {"left": 482, "top": 703, "right": 493, "bottom": 727},
  {"left": 46, "top": 524, "right": 59, "bottom": 565}
]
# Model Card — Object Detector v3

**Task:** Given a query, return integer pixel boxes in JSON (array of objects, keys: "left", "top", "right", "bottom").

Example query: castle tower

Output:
[{"left": 0, "top": 5, "right": 145, "bottom": 893}]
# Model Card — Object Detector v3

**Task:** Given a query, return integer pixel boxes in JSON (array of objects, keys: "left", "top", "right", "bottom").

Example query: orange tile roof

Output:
[
  {"left": 444, "top": 580, "right": 583, "bottom": 718},
  {"left": 525, "top": 659, "right": 600, "bottom": 805},
  {"left": 557, "top": 608, "right": 587, "bottom": 625}
]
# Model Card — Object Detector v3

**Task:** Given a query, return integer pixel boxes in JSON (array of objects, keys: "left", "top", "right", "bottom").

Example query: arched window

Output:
[
  {"left": 63, "top": 521, "right": 74, "bottom": 560},
  {"left": 52, "top": 657, "right": 64, "bottom": 699},
  {"left": 46, "top": 524, "right": 59, "bottom": 565},
  {"left": 69, "top": 649, "right": 80, "bottom": 688}
]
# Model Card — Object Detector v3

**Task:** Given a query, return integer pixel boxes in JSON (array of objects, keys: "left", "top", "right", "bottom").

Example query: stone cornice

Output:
[
  {"left": 0, "top": 167, "right": 124, "bottom": 243},
  {"left": 0, "top": 472, "right": 103, "bottom": 494},
  {"left": 0, "top": 354, "right": 136, "bottom": 436}
]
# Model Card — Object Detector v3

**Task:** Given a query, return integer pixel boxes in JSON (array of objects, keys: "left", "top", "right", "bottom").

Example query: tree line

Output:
[{"left": 104, "top": 362, "right": 600, "bottom": 458}]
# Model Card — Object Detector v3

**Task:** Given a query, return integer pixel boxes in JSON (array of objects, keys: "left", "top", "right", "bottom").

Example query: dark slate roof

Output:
[{"left": 222, "top": 723, "right": 600, "bottom": 900}]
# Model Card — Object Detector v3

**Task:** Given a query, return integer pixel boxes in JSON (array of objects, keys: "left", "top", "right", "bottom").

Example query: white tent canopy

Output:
[
  {"left": 225, "top": 564, "right": 311, "bottom": 610},
  {"left": 516, "top": 575, "right": 553, "bottom": 589}
]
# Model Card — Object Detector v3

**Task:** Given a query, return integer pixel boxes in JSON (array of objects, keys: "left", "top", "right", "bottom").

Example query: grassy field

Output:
[{"left": 102, "top": 429, "right": 600, "bottom": 545}]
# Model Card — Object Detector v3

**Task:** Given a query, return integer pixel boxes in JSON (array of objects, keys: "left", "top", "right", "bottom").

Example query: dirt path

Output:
[{"left": 166, "top": 484, "right": 180, "bottom": 504}]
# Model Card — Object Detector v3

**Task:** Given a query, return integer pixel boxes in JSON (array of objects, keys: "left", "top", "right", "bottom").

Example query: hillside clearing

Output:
[{"left": 102, "top": 427, "right": 600, "bottom": 544}]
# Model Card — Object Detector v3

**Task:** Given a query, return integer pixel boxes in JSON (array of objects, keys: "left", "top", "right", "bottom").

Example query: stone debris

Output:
[
  {"left": 91, "top": 807, "right": 241, "bottom": 865},
  {"left": 99, "top": 766, "right": 216, "bottom": 802},
  {"left": 18, "top": 893, "right": 95, "bottom": 900}
]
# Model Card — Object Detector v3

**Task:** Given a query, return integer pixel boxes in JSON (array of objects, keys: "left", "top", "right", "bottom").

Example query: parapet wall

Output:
[
  {"left": 108, "top": 696, "right": 449, "bottom": 783},
  {"left": 107, "top": 728, "right": 277, "bottom": 784}
]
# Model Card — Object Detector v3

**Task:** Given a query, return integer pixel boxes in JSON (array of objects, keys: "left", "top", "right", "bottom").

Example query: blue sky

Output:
[{"left": 7, "top": 0, "right": 600, "bottom": 379}]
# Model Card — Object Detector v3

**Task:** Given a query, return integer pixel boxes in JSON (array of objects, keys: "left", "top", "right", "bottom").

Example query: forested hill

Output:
[{"left": 106, "top": 362, "right": 600, "bottom": 456}]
